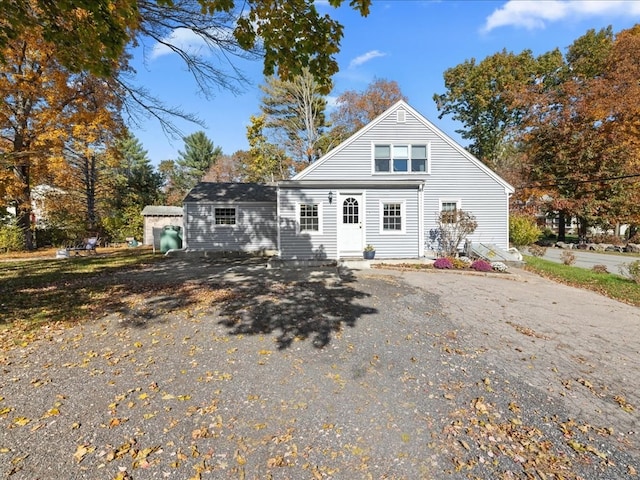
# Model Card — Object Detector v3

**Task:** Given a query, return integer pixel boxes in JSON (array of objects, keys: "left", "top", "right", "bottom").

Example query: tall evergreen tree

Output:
[
  {"left": 164, "top": 131, "right": 222, "bottom": 203},
  {"left": 101, "top": 131, "right": 163, "bottom": 240}
]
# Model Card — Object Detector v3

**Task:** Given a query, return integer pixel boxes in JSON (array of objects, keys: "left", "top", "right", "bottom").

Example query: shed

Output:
[{"left": 141, "top": 205, "right": 184, "bottom": 246}]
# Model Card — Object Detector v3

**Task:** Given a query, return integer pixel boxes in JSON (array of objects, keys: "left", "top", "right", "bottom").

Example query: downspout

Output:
[
  {"left": 506, "top": 189, "right": 512, "bottom": 250},
  {"left": 418, "top": 183, "right": 425, "bottom": 257},
  {"left": 276, "top": 185, "right": 281, "bottom": 256}
]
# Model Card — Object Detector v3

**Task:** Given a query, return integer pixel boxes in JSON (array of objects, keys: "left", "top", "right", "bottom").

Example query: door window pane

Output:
[{"left": 343, "top": 197, "right": 359, "bottom": 224}]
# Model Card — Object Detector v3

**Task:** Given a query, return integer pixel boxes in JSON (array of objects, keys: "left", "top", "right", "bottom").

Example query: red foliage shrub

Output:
[
  {"left": 471, "top": 259, "right": 492, "bottom": 272},
  {"left": 434, "top": 257, "right": 454, "bottom": 269}
]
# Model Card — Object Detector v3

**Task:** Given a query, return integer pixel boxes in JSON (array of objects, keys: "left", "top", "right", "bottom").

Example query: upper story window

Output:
[{"left": 374, "top": 144, "right": 429, "bottom": 173}]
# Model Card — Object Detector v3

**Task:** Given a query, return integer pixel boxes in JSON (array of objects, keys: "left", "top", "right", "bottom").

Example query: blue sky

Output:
[{"left": 128, "top": 0, "right": 640, "bottom": 165}]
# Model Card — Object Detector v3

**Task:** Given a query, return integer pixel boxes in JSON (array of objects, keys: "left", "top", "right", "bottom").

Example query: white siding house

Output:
[
  {"left": 277, "top": 100, "right": 514, "bottom": 260},
  {"left": 183, "top": 101, "right": 513, "bottom": 260}
]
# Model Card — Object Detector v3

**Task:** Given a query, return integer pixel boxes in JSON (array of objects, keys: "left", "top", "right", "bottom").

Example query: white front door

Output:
[{"left": 338, "top": 193, "right": 364, "bottom": 255}]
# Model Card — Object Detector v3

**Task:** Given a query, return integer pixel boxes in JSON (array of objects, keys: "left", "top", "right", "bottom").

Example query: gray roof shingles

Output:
[
  {"left": 183, "top": 182, "right": 277, "bottom": 203},
  {"left": 141, "top": 206, "right": 184, "bottom": 216}
]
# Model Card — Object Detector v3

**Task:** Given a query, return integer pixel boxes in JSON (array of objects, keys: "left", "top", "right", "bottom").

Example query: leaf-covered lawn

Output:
[{"left": 0, "top": 250, "right": 168, "bottom": 347}]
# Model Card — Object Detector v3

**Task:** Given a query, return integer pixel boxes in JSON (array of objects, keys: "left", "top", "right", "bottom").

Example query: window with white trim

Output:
[
  {"left": 374, "top": 144, "right": 429, "bottom": 173},
  {"left": 374, "top": 145, "right": 391, "bottom": 172},
  {"left": 214, "top": 207, "right": 236, "bottom": 225},
  {"left": 299, "top": 203, "right": 320, "bottom": 232},
  {"left": 380, "top": 201, "right": 405, "bottom": 234},
  {"left": 440, "top": 200, "right": 460, "bottom": 224},
  {"left": 411, "top": 145, "right": 428, "bottom": 172}
]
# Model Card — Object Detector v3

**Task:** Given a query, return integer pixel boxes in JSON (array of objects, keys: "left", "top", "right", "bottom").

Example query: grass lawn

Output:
[{"left": 524, "top": 254, "right": 640, "bottom": 307}]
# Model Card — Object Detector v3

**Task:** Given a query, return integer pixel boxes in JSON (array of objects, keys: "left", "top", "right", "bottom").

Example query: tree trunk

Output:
[
  {"left": 557, "top": 211, "right": 566, "bottom": 242},
  {"left": 577, "top": 217, "right": 588, "bottom": 244},
  {"left": 14, "top": 164, "right": 35, "bottom": 250},
  {"left": 84, "top": 154, "right": 98, "bottom": 231}
]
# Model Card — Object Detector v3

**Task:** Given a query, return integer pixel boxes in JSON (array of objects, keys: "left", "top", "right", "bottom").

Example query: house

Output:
[
  {"left": 183, "top": 101, "right": 514, "bottom": 260},
  {"left": 141, "top": 205, "right": 184, "bottom": 246},
  {"left": 182, "top": 182, "right": 278, "bottom": 253},
  {"left": 277, "top": 100, "right": 514, "bottom": 260},
  {"left": 5, "top": 184, "right": 65, "bottom": 228}
]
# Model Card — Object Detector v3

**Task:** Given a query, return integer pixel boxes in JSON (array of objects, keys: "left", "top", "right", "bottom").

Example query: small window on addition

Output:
[
  {"left": 299, "top": 204, "right": 319, "bottom": 232},
  {"left": 215, "top": 207, "right": 236, "bottom": 225}
]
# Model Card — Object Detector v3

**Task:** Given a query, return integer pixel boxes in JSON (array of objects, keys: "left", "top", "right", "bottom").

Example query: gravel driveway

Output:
[{"left": 1, "top": 256, "right": 638, "bottom": 479}]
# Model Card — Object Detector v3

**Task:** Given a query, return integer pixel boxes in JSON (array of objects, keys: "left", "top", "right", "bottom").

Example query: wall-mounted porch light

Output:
[{"left": 328, "top": 190, "right": 333, "bottom": 204}]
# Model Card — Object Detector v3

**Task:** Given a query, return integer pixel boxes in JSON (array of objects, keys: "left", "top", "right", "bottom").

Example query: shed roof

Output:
[
  {"left": 183, "top": 182, "right": 277, "bottom": 203},
  {"left": 141, "top": 205, "right": 184, "bottom": 216}
]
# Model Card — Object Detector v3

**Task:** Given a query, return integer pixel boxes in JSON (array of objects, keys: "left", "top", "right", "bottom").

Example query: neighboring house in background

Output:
[
  {"left": 141, "top": 205, "right": 184, "bottom": 246},
  {"left": 5, "top": 185, "right": 65, "bottom": 227},
  {"left": 182, "top": 182, "right": 278, "bottom": 253},
  {"left": 183, "top": 101, "right": 514, "bottom": 260}
]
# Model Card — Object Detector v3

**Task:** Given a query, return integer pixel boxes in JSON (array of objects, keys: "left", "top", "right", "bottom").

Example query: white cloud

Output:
[
  {"left": 482, "top": 0, "right": 640, "bottom": 32},
  {"left": 349, "top": 50, "right": 386, "bottom": 69},
  {"left": 150, "top": 28, "right": 209, "bottom": 59}
]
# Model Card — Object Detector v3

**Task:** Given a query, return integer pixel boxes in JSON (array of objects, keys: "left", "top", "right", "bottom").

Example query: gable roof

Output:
[
  {"left": 292, "top": 100, "right": 514, "bottom": 194},
  {"left": 183, "top": 182, "right": 277, "bottom": 203},
  {"left": 141, "top": 205, "right": 184, "bottom": 216}
]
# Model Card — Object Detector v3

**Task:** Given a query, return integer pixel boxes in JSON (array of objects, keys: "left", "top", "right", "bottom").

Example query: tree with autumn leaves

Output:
[
  {"left": 519, "top": 26, "right": 640, "bottom": 239},
  {"left": 0, "top": 27, "right": 126, "bottom": 249},
  {"left": 240, "top": 76, "right": 405, "bottom": 182},
  {"left": 436, "top": 25, "right": 640, "bottom": 240},
  {"left": 0, "top": 0, "right": 376, "bottom": 249}
]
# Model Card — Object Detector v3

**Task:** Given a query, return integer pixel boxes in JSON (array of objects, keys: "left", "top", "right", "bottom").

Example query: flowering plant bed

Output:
[{"left": 373, "top": 257, "right": 510, "bottom": 274}]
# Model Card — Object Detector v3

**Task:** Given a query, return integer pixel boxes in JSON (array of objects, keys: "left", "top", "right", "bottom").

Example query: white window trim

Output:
[
  {"left": 379, "top": 200, "right": 406, "bottom": 235},
  {"left": 438, "top": 199, "right": 462, "bottom": 224},
  {"left": 213, "top": 206, "right": 237, "bottom": 227},
  {"left": 371, "top": 142, "right": 431, "bottom": 175},
  {"left": 439, "top": 199, "right": 461, "bottom": 213},
  {"left": 296, "top": 201, "right": 323, "bottom": 235}
]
